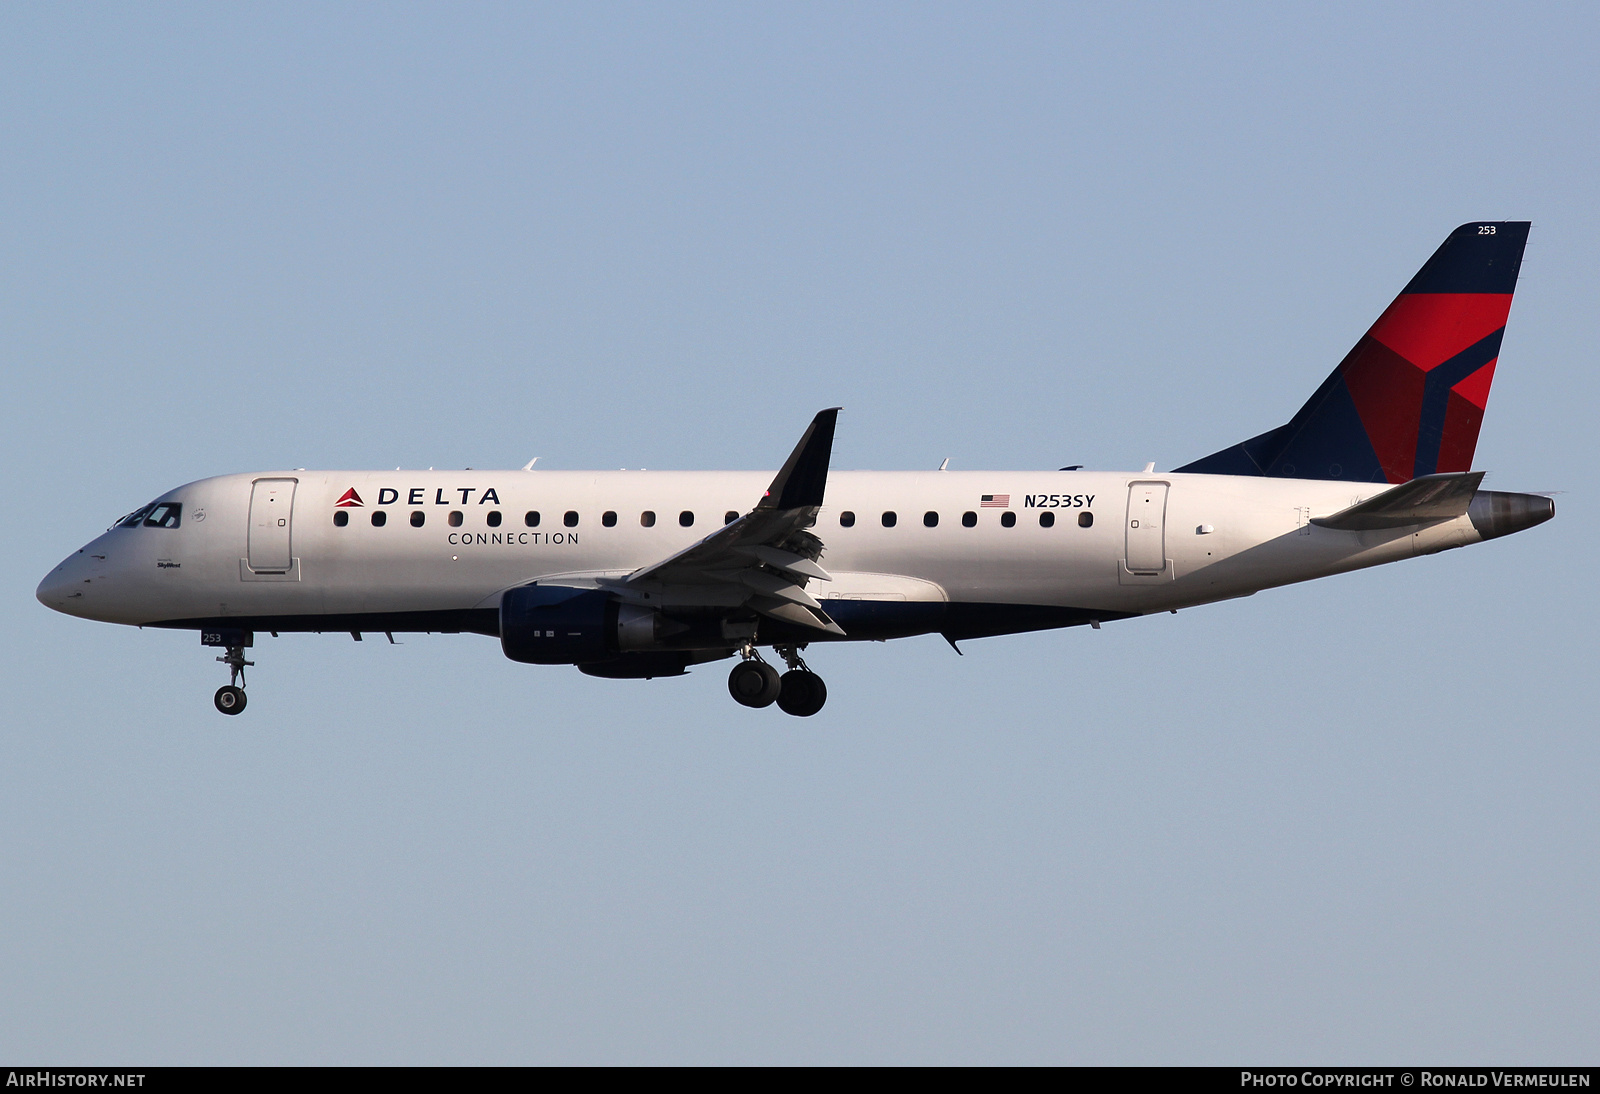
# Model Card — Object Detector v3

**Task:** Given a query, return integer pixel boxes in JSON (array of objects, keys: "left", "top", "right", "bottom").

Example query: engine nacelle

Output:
[
  {"left": 500, "top": 585, "right": 615, "bottom": 664},
  {"left": 499, "top": 584, "right": 691, "bottom": 665}
]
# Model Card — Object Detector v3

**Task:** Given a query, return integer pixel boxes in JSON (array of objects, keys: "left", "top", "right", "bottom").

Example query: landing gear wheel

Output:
[
  {"left": 728, "top": 660, "right": 782, "bottom": 708},
  {"left": 212, "top": 642, "right": 254, "bottom": 715},
  {"left": 776, "top": 670, "right": 827, "bottom": 717}
]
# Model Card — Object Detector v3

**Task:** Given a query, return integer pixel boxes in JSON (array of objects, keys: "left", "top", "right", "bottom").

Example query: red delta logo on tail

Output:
[
  {"left": 335, "top": 488, "right": 364, "bottom": 508},
  {"left": 1176, "top": 222, "right": 1531, "bottom": 485}
]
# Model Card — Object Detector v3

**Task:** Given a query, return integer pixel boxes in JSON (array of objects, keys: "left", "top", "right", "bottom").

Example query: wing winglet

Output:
[
  {"left": 1311, "top": 471, "right": 1485, "bottom": 530},
  {"left": 759, "top": 408, "right": 840, "bottom": 511},
  {"left": 615, "top": 409, "right": 847, "bottom": 636}
]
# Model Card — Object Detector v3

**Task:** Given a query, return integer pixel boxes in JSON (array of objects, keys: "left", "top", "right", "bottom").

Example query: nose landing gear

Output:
[
  {"left": 202, "top": 629, "right": 254, "bottom": 716},
  {"left": 214, "top": 682, "right": 247, "bottom": 714},
  {"left": 214, "top": 645, "right": 252, "bottom": 715}
]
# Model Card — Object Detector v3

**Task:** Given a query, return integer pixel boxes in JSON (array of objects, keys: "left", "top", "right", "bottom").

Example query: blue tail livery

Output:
[{"left": 1177, "top": 221, "right": 1531, "bottom": 483}]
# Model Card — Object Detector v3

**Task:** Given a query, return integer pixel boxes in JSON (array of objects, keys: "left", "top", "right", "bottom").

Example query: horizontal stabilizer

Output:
[{"left": 1312, "top": 471, "right": 1484, "bottom": 530}]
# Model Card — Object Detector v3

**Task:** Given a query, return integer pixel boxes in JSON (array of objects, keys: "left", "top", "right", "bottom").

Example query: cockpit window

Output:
[
  {"left": 114, "top": 504, "right": 154, "bottom": 529},
  {"left": 143, "top": 503, "right": 182, "bottom": 529}
]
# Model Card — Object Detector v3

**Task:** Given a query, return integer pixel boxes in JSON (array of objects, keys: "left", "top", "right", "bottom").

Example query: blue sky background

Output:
[{"left": 3, "top": 2, "right": 1596, "bottom": 1063}]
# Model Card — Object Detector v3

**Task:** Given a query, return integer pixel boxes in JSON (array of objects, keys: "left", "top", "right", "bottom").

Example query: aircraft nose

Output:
[
  {"left": 37, "top": 566, "right": 72, "bottom": 609},
  {"left": 36, "top": 551, "right": 94, "bottom": 614}
]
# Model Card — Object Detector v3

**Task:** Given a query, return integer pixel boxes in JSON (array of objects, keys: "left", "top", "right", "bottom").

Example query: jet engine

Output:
[
  {"left": 499, "top": 583, "right": 730, "bottom": 666},
  {"left": 499, "top": 585, "right": 616, "bottom": 664}
]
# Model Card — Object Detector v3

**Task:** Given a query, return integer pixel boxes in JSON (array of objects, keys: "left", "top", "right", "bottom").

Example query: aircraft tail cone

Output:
[{"left": 1467, "top": 490, "right": 1555, "bottom": 541}]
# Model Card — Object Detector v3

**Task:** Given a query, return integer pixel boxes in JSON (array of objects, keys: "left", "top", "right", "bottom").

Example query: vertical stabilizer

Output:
[{"left": 1177, "top": 222, "right": 1530, "bottom": 483}]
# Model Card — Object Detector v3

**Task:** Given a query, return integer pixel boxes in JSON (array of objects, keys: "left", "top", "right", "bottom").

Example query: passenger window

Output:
[
  {"left": 679, "top": 511, "right": 695, "bottom": 527},
  {"left": 525, "top": 511, "right": 540, "bottom": 527},
  {"left": 1000, "top": 511, "right": 1016, "bottom": 528},
  {"left": 411, "top": 511, "right": 426, "bottom": 527},
  {"left": 1078, "top": 511, "right": 1094, "bottom": 528},
  {"left": 602, "top": 511, "right": 617, "bottom": 527},
  {"left": 640, "top": 510, "right": 656, "bottom": 527},
  {"left": 371, "top": 510, "right": 387, "bottom": 527},
  {"left": 333, "top": 510, "right": 349, "bottom": 527},
  {"left": 144, "top": 503, "right": 182, "bottom": 529},
  {"left": 882, "top": 511, "right": 897, "bottom": 528},
  {"left": 486, "top": 510, "right": 502, "bottom": 528},
  {"left": 725, "top": 510, "right": 739, "bottom": 525},
  {"left": 448, "top": 511, "right": 464, "bottom": 527},
  {"left": 839, "top": 511, "right": 856, "bottom": 528},
  {"left": 962, "top": 511, "right": 977, "bottom": 527},
  {"left": 923, "top": 511, "right": 938, "bottom": 528},
  {"left": 564, "top": 511, "right": 579, "bottom": 527},
  {"left": 1039, "top": 511, "right": 1055, "bottom": 528}
]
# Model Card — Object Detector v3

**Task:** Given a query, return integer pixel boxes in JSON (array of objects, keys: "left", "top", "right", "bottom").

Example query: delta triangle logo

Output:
[{"left": 335, "top": 488, "right": 364, "bottom": 508}]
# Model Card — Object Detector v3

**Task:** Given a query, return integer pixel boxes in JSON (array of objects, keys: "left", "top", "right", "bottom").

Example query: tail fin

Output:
[{"left": 1176, "top": 221, "right": 1530, "bottom": 483}]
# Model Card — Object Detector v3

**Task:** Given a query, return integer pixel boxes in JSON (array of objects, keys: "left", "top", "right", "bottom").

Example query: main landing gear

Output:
[
  {"left": 213, "top": 644, "right": 253, "bottom": 716},
  {"left": 727, "top": 645, "right": 827, "bottom": 717}
]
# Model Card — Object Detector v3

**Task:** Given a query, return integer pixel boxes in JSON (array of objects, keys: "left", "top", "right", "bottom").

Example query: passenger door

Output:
[
  {"left": 247, "top": 478, "right": 297, "bottom": 574},
  {"left": 1124, "top": 481, "right": 1169, "bottom": 575}
]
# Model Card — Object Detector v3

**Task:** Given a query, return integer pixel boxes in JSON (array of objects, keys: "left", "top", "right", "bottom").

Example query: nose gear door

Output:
[{"left": 247, "top": 478, "right": 297, "bottom": 573}]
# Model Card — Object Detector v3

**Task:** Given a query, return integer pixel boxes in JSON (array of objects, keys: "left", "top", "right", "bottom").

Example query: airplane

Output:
[{"left": 37, "top": 222, "right": 1554, "bottom": 717}]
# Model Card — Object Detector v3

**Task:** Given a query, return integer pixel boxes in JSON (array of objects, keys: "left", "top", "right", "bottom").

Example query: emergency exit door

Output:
[
  {"left": 247, "top": 479, "right": 297, "bottom": 573},
  {"left": 1124, "top": 482, "right": 1169, "bottom": 574}
]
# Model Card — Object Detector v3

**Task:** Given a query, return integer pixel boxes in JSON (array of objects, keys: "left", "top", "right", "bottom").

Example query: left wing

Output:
[{"left": 603, "top": 408, "right": 846, "bottom": 635}]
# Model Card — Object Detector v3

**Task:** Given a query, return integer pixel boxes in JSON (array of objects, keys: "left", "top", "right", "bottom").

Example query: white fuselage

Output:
[{"left": 38, "top": 469, "right": 1481, "bottom": 636}]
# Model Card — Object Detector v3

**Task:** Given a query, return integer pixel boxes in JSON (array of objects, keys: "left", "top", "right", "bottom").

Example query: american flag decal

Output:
[{"left": 980, "top": 494, "right": 1010, "bottom": 508}]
